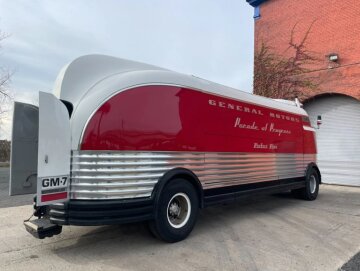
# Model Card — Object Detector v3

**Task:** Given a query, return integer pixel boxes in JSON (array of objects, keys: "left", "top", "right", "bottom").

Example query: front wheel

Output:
[
  {"left": 292, "top": 168, "right": 320, "bottom": 201},
  {"left": 149, "top": 179, "right": 199, "bottom": 242}
]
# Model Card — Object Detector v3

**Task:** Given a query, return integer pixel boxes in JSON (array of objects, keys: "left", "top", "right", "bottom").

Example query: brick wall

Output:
[{"left": 254, "top": 0, "right": 360, "bottom": 101}]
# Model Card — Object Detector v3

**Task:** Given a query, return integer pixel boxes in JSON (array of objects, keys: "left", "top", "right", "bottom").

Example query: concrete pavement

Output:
[
  {"left": 0, "top": 181, "right": 359, "bottom": 270},
  {"left": 0, "top": 167, "right": 32, "bottom": 208}
]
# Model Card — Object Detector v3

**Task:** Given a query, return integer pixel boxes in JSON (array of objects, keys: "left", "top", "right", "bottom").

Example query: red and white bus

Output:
[{"left": 10, "top": 55, "right": 320, "bottom": 242}]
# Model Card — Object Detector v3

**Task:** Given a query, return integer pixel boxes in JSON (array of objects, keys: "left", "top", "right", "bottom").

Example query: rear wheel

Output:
[
  {"left": 292, "top": 168, "right": 320, "bottom": 200},
  {"left": 149, "top": 179, "right": 199, "bottom": 242}
]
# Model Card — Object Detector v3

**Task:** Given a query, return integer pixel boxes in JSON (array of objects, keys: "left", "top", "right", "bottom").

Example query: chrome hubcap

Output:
[
  {"left": 167, "top": 193, "right": 191, "bottom": 229},
  {"left": 309, "top": 175, "right": 317, "bottom": 194}
]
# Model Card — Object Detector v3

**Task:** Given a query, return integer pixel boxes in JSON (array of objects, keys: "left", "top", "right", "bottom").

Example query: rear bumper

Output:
[{"left": 49, "top": 198, "right": 154, "bottom": 226}]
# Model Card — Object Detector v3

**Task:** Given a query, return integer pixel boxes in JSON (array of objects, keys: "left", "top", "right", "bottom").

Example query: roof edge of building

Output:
[{"left": 246, "top": 0, "right": 269, "bottom": 7}]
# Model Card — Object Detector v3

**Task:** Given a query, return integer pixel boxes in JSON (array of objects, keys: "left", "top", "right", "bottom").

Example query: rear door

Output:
[
  {"left": 36, "top": 92, "right": 71, "bottom": 206},
  {"left": 10, "top": 102, "right": 39, "bottom": 196},
  {"left": 10, "top": 92, "right": 71, "bottom": 206}
]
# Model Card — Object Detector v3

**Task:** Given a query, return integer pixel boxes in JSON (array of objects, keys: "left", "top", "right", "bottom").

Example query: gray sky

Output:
[{"left": 0, "top": 0, "right": 254, "bottom": 139}]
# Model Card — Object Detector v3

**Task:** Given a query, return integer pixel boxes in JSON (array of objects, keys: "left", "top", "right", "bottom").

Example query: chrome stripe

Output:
[
  {"left": 303, "top": 125, "right": 316, "bottom": 132},
  {"left": 70, "top": 151, "right": 316, "bottom": 200}
]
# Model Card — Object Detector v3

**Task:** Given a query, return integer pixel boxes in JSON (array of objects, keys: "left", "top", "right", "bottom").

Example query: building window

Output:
[{"left": 254, "top": 6, "right": 261, "bottom": 19}]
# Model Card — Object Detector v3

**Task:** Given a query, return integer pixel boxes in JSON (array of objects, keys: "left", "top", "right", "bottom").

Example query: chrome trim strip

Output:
[
  {"left": 303, "top": 125, "right": 316, "bottom": 132},
  {"left": 70, "top": 151, "right": 316, "bottom": 200}
]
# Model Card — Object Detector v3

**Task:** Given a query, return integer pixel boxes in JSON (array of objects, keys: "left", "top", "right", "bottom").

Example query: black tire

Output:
[
  {"left": 149, "top": 179, "right": 199, "bottom": 243},
  {"left": 291, "top": 168, "right": 320, "bottom": 201}
]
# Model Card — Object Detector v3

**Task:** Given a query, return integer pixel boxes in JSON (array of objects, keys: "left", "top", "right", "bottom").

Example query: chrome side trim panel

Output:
[
  {"left": 71, "top": 151, "right": 204, "bottom": 200},
  {"left": 70, "top": 151, "right": 316, "bottom": 200}
]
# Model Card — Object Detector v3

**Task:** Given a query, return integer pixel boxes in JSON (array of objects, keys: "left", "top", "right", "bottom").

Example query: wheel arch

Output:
[
  {"left": 306, "top": 162, "right": 322, "bottom": 183},
  {"left": 152, "top": 167, "right": 204, "bottom": 208}
]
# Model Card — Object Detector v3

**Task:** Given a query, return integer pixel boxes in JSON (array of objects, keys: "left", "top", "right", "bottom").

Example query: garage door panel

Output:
[{"left": 304, "top": 95, "right": 360, "bottom": 186}]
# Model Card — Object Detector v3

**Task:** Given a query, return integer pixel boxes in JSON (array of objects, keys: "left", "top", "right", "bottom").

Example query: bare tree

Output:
[
  {"left": 0, "top": 29, "right": 12, "bottom": 118},
  {"left": 254, "top": 21, "right": 320, "bottom": 100}
]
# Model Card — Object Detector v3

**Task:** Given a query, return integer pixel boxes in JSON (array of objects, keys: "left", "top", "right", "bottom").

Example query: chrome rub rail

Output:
[{"left": 70, "top": 151, "right": 316, "bottom": 200}]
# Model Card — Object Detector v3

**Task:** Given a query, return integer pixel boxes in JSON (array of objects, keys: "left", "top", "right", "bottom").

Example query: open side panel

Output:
[
  {"left": 36, "top": 92, "right": 71, "bottom": 206},
  {"left": 9, "top": 102, "right": 39, "bottom": 196}
]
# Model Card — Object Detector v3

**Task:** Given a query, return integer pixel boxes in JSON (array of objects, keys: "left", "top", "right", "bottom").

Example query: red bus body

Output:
[{"left": 10, "top": 55, "right": 320, "bottom": 240}]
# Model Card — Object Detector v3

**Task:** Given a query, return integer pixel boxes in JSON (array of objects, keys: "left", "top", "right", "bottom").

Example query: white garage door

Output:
[{"left": 304, "top": 94, "right": 360, "bottom": 186}]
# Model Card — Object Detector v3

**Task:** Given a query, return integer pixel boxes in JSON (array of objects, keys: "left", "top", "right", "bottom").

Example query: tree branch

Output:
[
  {"left": 0, "top": 29, "right": 13, "bottom": 120},
  {"left": 253, "top": 22, "right": 320, "bottom": 100}
]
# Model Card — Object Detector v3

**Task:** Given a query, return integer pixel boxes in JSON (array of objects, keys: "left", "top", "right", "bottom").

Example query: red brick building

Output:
[{"left": 247, "top": 0, "right": 360, "bottom": 186}]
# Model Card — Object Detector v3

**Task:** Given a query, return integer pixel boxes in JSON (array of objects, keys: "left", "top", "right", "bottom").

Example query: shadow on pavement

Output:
[{"left": 52, "top": 192, "right": 299, "bottom": 261}]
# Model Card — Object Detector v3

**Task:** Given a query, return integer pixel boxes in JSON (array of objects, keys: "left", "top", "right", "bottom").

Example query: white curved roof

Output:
[
  {"left": 52, "top": 55, "right": 308, "bottom": 149},
  {"left": 53, "top": 54, "right": 167, "bottom": 109}
]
